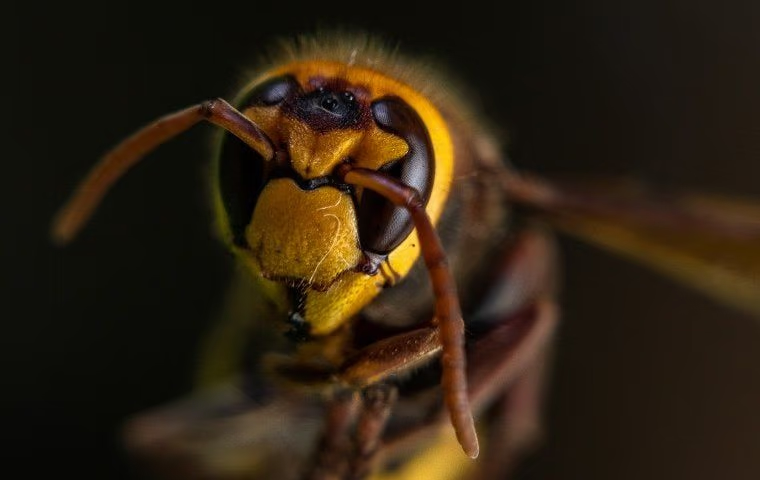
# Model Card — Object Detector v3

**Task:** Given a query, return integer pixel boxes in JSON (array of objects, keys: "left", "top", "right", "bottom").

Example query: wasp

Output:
[{"left": 52, "top": 33, "right": 760, "bottom": 479}]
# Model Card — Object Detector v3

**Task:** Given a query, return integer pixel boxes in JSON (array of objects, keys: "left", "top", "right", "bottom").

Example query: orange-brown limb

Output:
[
  {"left": 306, "top": 390, "right": 361, "bottom": 480},
  {"left": 468, "top": 319, "right": 554, "bottom": 480},
  {"left": 339, "top": 327, "right": 441, "bottom": 387},
  {"left": 336, "top": 164, "right": 479, "bottom": 459},
  {"left": 51, "top": 99, "right": 274, "bottom": 245},
  {"left": 350, "top": 385, "right": 397, "bottom": 480},
  {"left": 376, "top": 299, "right": 558, "bottom": 471}
]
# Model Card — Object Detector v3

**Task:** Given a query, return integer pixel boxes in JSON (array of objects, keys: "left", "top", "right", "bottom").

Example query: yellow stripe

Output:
[
  {"left": 214, "top": 60, "right": 456, "bottom": 336},
  {"left": 270, "top": 60, "right": 455, "bottom": 289},
  {"left": 371, "top": 430, "right": 474, "bottom": 480}
]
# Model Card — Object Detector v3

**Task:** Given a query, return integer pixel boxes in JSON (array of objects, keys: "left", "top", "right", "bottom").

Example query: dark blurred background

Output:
[{"left": 6, "top": 0, "right": 760, "bottom": 478}]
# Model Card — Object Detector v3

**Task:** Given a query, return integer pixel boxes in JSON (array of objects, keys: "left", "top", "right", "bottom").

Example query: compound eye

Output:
[
  {"left": 357, "top": 97, "right": 435, "bottom": 255},
  {"left": 244, "top": 75, "right": 300, "bottom": 106},
  {"left": 217, "top": 75, "right": 299, "bottom": 247}
]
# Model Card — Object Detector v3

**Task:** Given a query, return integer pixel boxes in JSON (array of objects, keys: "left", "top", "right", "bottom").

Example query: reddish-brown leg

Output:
[
  {"left": 371, "top": 226, "right": 559, "bottom": 477},
  {"left": 338, "top": 327, "right": 441, "bottom": 388},
  {"left": 305, "top": 384, "right": 397, "bottom": 480},
  {"left": 464, "top": 227, "right": 560, "bottom": 478},
  {"left": 466, "top": 300, "right": 558, "bottom": 416},
  {"left": 469, "top": 329, "right": 554, "bottom": 479},
  {"left": 306, "top": 391, "right": 361, "bottom": 480},
  {"left": 337, "top": 165, "right": 478, "bottom": 459},
  {"left": 349, "top": 385, "right": 398, "bottom": 480},
  {"left": 367, "top": 299, "right": 557, "bottom": 479}
]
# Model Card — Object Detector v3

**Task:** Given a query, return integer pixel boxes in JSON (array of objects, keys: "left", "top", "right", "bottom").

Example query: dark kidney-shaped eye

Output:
[
  {"left": 357, "top": 97, "right": 435, "bottom": 255},
  {"left": 217, "top": 76, "right": 299, "bottom": 247},
  {"left": 242, "top": 75, "right": 300, "bottom": 106}
]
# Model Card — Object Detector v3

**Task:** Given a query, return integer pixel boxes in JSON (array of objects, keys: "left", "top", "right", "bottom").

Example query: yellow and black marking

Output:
[
  {"left": 214, "top": 55, "right": 457, "bottom": 337},
  {"left": 52, "top": 30, "right": 760, "bottom": 480},
  {"left": 52, "top": 32, "right": 530, "bottom": 479}
]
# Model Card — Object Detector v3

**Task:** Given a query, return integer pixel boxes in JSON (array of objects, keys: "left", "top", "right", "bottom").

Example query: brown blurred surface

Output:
[{"left": 6, "top": 0, "right": 760, "bottom": 478}]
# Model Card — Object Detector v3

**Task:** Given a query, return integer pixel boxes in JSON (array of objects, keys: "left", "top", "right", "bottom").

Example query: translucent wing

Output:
[{"left": 501, "top": 173, "right": 760, "bottom": 318}]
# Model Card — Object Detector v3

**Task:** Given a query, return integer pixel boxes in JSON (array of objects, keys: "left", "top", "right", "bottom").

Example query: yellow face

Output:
[{"left": 213, "top": 61, "right": 455, "bottom": 336}]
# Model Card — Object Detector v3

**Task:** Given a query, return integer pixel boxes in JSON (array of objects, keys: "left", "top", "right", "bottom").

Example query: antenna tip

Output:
[
  {"left": 50, "top": 209, "right": 77, "bottom": 246},
  {"left": 464, "top": 439, "right": 480, "bottom": 459}
]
